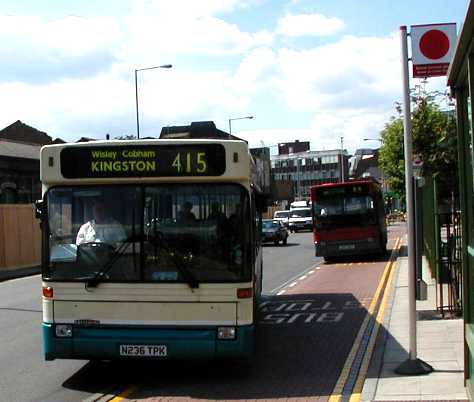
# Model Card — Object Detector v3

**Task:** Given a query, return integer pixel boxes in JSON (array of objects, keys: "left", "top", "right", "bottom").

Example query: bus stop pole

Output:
[{"left": 395, "top": 26, "right": 432, "bottom": 375}]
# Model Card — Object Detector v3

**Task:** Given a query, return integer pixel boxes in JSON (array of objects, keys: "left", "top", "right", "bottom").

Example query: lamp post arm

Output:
[{"left": 134, "top": 64, "right": 172, "bottom": 139}]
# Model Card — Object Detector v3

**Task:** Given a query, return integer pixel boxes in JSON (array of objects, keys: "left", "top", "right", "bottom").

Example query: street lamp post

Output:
[
  {"left": 228, "top": 116, "right": 253, "bottom": 135},
  {"left": 135, "top": 64, "right": 172, "bottom": 139}
]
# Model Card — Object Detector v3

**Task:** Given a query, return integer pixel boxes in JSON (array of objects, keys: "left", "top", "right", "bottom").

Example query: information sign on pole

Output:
[{"left": 410, "top": 23, "right": 457, "bottom": 78}]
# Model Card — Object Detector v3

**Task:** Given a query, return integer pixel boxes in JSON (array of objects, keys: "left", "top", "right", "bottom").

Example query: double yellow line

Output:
[
  {"left": 329, "top": 236, "right": 401, "bottom": 402},
  {"left": 107, "top": 385, "right": 140, "bottom": 402}
]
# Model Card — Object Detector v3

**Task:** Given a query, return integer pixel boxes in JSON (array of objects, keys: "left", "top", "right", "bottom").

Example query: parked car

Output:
[
  {"left": 288, "top": 207, "right": 313, "bottom": 232},
  {"left": 261, "top": 219, "right": 289, "bottom": 245},
  {"left": 273, "top": 210, "right": 290, "bottom": 227}
]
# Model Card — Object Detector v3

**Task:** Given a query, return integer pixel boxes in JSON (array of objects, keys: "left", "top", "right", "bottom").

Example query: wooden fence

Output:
[{"left": 0, "top": 204, "right": 41, "bottom": 270}]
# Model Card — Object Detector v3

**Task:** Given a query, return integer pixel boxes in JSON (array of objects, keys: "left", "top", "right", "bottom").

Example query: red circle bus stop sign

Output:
[{"left": 410, "top": 23, "right": 457, "bottom": 78}]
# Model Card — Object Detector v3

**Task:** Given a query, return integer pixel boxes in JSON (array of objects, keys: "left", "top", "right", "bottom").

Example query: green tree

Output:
[
  {"left": 379, "top": 116, "right": 405, "bottom": 196},
  {"left": 412, "top": 98, "right": 457, "bottom": 184},
  {"left": 378, "top": 96, "right": 457, "bottom": 199}
]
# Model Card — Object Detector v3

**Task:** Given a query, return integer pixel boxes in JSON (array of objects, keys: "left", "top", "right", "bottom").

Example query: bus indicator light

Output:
[
  {"left": 237, "top": 288, "right": 253, "bottom": 299},
  {"left": 42, "top": 286, "right": 53, "bottom": 298}
]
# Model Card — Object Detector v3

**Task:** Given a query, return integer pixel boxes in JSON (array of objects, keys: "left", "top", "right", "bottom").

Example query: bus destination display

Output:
[
  {"left": 60, "top": 144, "right": 226, "bottom": 178},
  {"left": 318, "top": 184, "right": 370, "bottom": 198}
]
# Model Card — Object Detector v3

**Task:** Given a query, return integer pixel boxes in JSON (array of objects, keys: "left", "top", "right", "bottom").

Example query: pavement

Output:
[{"left": 361, "top": 234, "right": 469, "bottom": 401}]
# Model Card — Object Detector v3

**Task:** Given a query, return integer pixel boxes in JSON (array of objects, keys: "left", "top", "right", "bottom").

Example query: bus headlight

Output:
[
  {"left": 217, "top": 327, "right": 236, "bottom": 340},
  {"left": 55, "top": 324, "right": 73, "bottom": 338}
]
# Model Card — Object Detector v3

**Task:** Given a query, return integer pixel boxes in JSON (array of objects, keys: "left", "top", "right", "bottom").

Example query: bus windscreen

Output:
[
  {"left": 45, "top": 183, "right": 251, "bottom": 283},
  {"left": 313, "top": 185, "right": 377, "bottom": 228}
]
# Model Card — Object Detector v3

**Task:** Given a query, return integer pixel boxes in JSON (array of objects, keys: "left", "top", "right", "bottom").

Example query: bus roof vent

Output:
[{"left": 160, "top": 121, "right": 247, "bottom": 142}]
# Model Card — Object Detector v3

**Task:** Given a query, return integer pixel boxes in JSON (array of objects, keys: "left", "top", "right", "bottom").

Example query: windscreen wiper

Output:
[
  {"left": 171, "top": 253, "right": 199, "bottom": 290},
  {"left": 86, "top": 234, "right": 141, "bottom": 288},
  {"left": 148, "top": 232, "right": 199, "bottom": 290}
]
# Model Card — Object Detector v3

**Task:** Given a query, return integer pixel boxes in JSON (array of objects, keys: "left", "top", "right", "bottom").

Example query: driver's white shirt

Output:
[{"left": 76, "top": 219, "right": 126, "bottom": 245}]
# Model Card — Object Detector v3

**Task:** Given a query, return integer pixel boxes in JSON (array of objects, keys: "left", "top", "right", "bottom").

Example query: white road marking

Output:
[{"left": 269, "top": 263, "right": 321, "bottom": 294}]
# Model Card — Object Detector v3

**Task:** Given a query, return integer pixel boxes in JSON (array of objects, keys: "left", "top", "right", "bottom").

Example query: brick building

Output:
[{"left": 0, "top": 121, "right": 64, "bottom": 203}]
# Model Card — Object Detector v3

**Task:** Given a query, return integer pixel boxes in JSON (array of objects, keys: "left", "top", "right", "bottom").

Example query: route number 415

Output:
[{"left": 172, "top": 152, "right": 207, "bottom": 173}]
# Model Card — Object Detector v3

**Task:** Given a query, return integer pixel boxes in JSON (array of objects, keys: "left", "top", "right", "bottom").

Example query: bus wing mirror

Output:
[
  {"left": 255, "top": 193, "right": 269, "bottom": 214},
  {"left": 35, "top": 199, "right": 45, "bottom": 220}
]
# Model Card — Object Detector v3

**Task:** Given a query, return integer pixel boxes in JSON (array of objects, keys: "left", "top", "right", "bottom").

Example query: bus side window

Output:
[{"left": 252, "top": 190, "right": 261, "bottom": 258}]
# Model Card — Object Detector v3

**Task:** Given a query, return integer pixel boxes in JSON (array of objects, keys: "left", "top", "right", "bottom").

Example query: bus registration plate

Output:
[
  {"left": 120, "top": 344, "right": 167, "bottom": 357},
  {"left": 339, "top": 244, "right": 355, "bottom": 250}
]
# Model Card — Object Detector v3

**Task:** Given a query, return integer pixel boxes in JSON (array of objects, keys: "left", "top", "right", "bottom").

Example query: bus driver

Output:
[{"left": 76, "top": 200, "right": 126, "bottom": 246}]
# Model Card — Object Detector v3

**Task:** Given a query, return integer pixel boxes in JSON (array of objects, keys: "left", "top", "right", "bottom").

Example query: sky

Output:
[{"left": 0, "top": 0, "right": 468, "bottom": 154}]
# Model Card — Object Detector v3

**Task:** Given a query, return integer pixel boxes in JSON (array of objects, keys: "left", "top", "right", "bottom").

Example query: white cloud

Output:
[
  {"left": 0, "top": 16, "right": 120, "bottom": 57},
  {"left": 309, "top": 108, "right": 393, "bottom": 153},
  {"left": 0, "top": 16, "right": 121, "bottom": 84},
  {"left": 123, "top": 0, "right": 271, "bottom": 58},
  {"left": 273, "top": 33, "right": 402, "bottom": 111},
  {"left": 133, "top": 0, "right": 246, "bottom": 19},
  {"left": 122, "top": 16, "right": 272, "bottom": 59},
  {"left": 233, "top": 47, "right": 278, "bottom": 93},
  {"left": 232, "top": 32, "right": 409, "bottom": 154},
  {"left": 234, "top": 108, "right": 392, "bottom": 155},
  {"left": 277, "top": 13, "right": 345, "bottom": 37},
  {"left": 0, "top": 2, "right": 440, "bottom": 153}
]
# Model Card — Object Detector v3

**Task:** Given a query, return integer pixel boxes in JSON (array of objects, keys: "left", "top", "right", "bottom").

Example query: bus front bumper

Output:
[
  {"left": 42, "top": 323, "right": 255, "bottom": 361},
  {"left": 315, "top": 238, "right": 381, "bottom": 257}
]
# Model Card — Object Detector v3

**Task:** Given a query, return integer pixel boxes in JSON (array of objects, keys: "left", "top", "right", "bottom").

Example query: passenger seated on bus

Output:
[
  {"left": 76, "top": 200, "right": 126, "bottom": 246},
  {"left": 207, "top": 201, "right": 227, "bottom": 240},
  {"left": 207, "top": 202, "right": 226, "bottom": 224},
  {"left": 177, "top": 201, "right": 196, "bottom": 224}
]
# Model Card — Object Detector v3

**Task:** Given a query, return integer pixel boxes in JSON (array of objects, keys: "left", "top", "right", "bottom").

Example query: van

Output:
[
  {"left": 288, "top": 207, "right": 313, "bottom": 233},
  {"left": 290, "top": 200, "right": 309, "bottom": 210}
]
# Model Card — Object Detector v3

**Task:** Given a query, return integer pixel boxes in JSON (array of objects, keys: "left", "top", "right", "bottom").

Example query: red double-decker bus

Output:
[{"left": 310, "top": 179, "right": 387, "bottom": 261}]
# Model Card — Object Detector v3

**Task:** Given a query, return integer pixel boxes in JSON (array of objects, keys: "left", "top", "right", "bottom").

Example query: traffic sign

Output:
[
  {"left": 413, "top": 154, "right": 424, "bottom": 178},
  {"left": 410, "top": 23, "right": 457, "bottom": 78}
]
